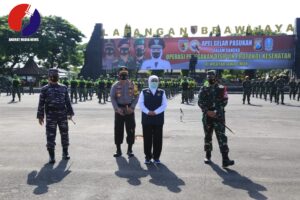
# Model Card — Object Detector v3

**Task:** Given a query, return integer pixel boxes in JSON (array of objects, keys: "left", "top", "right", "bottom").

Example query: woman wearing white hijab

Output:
[{"left": 138, "top": 75, "right": 167, "bottom": 164}]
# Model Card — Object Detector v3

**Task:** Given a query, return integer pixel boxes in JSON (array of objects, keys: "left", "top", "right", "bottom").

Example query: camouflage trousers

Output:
[
  {"left": 243, "top": 91, "right": 251, "bottom": 103},
  {"left": 70, "top": 88, "right": 77, "bottom": 102},
  {"left": 12, "top": 87, "right": 21, "bottom": 101},
  {"left": 202, "top": 116, "right": 229, "bottom": 153},
  {"left": 45, "top": 113, "right": 69, "bottom": 149}
]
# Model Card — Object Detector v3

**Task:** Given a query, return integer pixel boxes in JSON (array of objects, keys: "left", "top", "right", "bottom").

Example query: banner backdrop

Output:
[{"left": 102, "top": 36, "right": 295, "bottom": 70}]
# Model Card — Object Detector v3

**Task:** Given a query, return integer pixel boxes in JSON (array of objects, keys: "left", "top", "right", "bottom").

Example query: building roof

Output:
[{"left": 14, "top": 58, "right": 47, "bottom": 76}]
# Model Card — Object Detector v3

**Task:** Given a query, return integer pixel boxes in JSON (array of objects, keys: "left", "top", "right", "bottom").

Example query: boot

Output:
[
  {"left": 222, "top": 152, "right": 234, "bottom": 168},
  {"left": 113, "top": 144, "right": 122, "bottom": 157},
  {"left": 204, "top": 151, "right": 211, "bottom": 164},
  {"left": 47, "top": 148, "right": 55, "bottom": 164},
  {"left": 127, "top": 144, "right": 134, "bottom": 157},
  {"left": 63, "top": 148, "right": 70, "bottom": 160}
]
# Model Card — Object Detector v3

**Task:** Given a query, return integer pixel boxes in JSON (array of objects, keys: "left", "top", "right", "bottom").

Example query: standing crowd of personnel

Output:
[{"left": 243, "top": 74, "right": 300, "bottom": 105}]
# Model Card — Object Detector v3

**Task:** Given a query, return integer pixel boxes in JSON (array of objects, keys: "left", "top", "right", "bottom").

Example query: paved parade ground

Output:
[{"left": 0, "top": 93, "right": 300, "bottom": 200}]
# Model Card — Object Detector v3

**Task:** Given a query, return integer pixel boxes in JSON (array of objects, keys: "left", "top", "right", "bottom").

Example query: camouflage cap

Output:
[{"left": 48, "top": 68, "right": 59, "bottom": 77}]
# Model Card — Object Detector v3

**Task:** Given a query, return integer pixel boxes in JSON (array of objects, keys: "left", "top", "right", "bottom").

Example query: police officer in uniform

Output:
[
  {"left": 198, "top": 70, "right": 234, "bottom": 168},
  {"left": 37, "top": 69, "right": 74, "bottom": 164},
  {"left": 110, "top": 66, "right": 139, "bottom": 157}
]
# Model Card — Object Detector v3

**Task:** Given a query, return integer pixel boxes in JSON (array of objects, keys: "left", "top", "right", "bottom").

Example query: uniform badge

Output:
[
  {"left": 254, "top": 38, "right": 263, "bottom": 51},
  {"left": 178, "top": 39, "right": 189, "bottom": 52}
]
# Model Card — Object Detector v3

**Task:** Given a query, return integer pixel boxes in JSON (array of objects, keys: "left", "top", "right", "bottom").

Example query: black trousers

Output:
[
  {"left": 114, "top": 112, "right": 135, "bottom": 145},
  {"left": 142, "top": 125, "right": 163, "bottom": 160}
]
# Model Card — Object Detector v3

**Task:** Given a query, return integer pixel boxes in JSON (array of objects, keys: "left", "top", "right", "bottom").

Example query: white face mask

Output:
[{"left": 150, "top": 82, "right": 158, "bottom": 90}]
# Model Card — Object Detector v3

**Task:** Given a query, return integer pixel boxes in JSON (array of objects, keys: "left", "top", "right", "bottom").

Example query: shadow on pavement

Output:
[
  {"left": 209, "top": 162, "right": 267, "bottom": 200},
  {"left": 146, "top": 163, "right": 185, "bottom": 193},
  {"left": 27, "top": 160, "right": 71, "bottom": 195},
  {"left": 115, "top": 156, "right": 147, "bottom": 186}
]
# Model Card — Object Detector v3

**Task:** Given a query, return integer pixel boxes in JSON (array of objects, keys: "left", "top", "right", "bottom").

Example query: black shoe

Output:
[
  {"left": 113, "top": 150, "right": 122, "bottom": 157},
  {"left": 63, "top": 148, "right": 70, "bottom": 160},
  {"left": 47, "top": 148, "right": 55, "bottom": 164},
  {"left": 248, "top": 102, "right": 251, "bottom": 104},
  {"left": 222, "top": 159, "right": 235, "bottom": 168},
  {"left": 243, "top": 101, "right": 245, "bottom": 104},
  {"left": 222, "top": 152, "right": 234, "bottom": 168},
  {"left": 127, "top": 151, "right": 134, "bottom": 158},
  {"left": 204, "top": 151, "right": 211, "bottom": 164}
]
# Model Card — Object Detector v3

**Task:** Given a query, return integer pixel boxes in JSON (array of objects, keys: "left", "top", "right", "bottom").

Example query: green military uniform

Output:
[
  {"left": 78, "top": 77, "right": 86, "bottom": 102},
  {"left": 12, "top": 75, "right": 21, "bottom": 102},
  {"left": 242, "top": 77, "right": 252, "bottom": 104},
  {"left": 97, "top": 78, "right": 106, "bottom": 103},
  {"left": 181, "top": 78, "right": 189, "bottom": 104},
  {"left": 198, "top": 70, "right": 234, "bottom": 168},
  {"left": 275, "top": 75, "right": 285, "bottom": 105},
  {"left": 86, "top": 78, "right": 94, "bottom": 100},
  {"left": 288, "top": 79, "right": 297, "bottom": 100},
  {"left": 70, "top": 78, "right": 78, "bottom": 103}
]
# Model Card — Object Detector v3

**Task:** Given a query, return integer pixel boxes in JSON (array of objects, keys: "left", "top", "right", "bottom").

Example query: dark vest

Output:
[{"left": 142, "top": 88, "right": 164, "bottom": 125}]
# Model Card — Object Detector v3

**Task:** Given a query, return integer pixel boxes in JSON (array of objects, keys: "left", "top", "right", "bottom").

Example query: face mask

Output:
[
  {"left": 208, "top": 79, "right": 215, "bottom": 85},
  {"left": 152, "top": 52, "right": 161, "bottom": 59},
  {"left": 50, "top": 76, "right": 59, "bottom": 82},
  {"left": 150, "top": 82, "right": 158, "bottom": 90},
  {"left": 136, "top": 48, "right": 144, "bottom": 57},
  {"left": 105, "top": 48, "right": 114, "bottom": 56},
  {"left": 120, "top": 73, "right": 128, "bottom": 80},
  {"left": 120, "top": 48, "right": 129, "bottom": 56}
]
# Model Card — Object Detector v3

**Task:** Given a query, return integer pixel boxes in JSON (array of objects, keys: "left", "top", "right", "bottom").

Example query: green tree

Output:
[{"left": 0, "top": 15, "right": 85, "bottom": 74}]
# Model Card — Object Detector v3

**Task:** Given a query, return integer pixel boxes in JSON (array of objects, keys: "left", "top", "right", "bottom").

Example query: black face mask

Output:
[
  {"left": 120, "top": 73, "right": 128, "bottom": 80},
  {"left": 208, "top": 79, "right": 215, "bottom": 85},
  {"left": 136, "top": 48, "right": 144, "bottom": 57},
  {"left": 120, "top": 48, "right": 129, "bottom": 56},
  {"left": 152, "top": 52, "right": 161, "bottom": 59},
  {"left": 50, "top": 75, "right": 59, "bottom": 82}
]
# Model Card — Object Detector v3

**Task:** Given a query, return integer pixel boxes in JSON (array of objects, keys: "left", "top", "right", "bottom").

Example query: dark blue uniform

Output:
[{"left": 37, "top": 83, "right": 74, "bottom": 149}]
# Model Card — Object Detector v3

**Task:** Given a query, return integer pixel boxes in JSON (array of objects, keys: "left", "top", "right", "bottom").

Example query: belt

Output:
[{"left": 118, "top": 104, "right": 131, "bottom": 108}]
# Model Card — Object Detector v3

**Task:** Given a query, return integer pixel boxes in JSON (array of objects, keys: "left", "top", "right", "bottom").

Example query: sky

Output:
[{"left": 0, "top": 0, "right": 298, "bottom": 42}]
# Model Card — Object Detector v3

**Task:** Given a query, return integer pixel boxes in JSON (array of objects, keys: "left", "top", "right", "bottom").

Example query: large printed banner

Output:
[{"left": 102, "top": 35, "right": 295, "bottom": 70}]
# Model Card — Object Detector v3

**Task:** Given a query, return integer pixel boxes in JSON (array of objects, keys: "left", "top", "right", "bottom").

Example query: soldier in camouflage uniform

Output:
[
  {"left": 255, "top": 78, "right": 260, "bottom": 98},
  {"left": 297, "top": 81, "right": 300, "bottom": 101},
  {"left": 264, "top": 77, "right": 271, "bottom": 101},
  {"left": 86, "top": 77, "right": 94, "bottom": 100},
  {"left": 110, "top": 66, "right": 139, "bottom": 158},
  {"left": 105, "top": 78, "right": 113, "bottom": 102},
  {"left": 259, "top": 78, "right": 265, "bottom": 99},
  {"left": 251, "top": 79, "right": 256, "bottom": 97},
  {"left": 78, "top": 76, "right": 86, "bottom": 102},
  {"left": 181, "top": 77, "right": 189, "bottom": 104},
  {"left": 242, "top": 76, "right": 252, "bottom": 104},
  {"left": 37, "top": 69, "right": 74, "bottom": 164},
  {"left": 269, "top": 77, "right": 276, "bottom": 103},
  {"left": 198, "top": 70, "right": 234, "bottom": 168},
  {"left": 275, "top": 74, "right": 285, "bottom": 105},
  {"left": 288, "top": 78, "right": 297, "bottom": 100},
  {"left": 70, "top": 77, "right": 78, "bottom": 103},
  {"left": 12, "top": 74, "right": 21, "bottom": 102},
  {"left": 97, "top": 77, "right": 106, "bottom": 103}
]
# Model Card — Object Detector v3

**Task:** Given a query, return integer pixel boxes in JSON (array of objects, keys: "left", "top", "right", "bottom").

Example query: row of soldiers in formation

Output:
[
  {"left": 39, "top": 76, "right": 194, "bottom": 104},
  {"left": 242, "top": 74, "right": 300, "bottom": 105},
  {"left": 2, "top": 74, "right": 29, "bottom": 102}
]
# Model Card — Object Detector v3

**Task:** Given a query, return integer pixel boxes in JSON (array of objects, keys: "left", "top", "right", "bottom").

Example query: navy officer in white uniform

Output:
[
  {"left": 138, "top": 75, "right": 167, "bottom": 164},
  {"left": 140, "top": 38, "right": 171, "bottom": 70}
]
